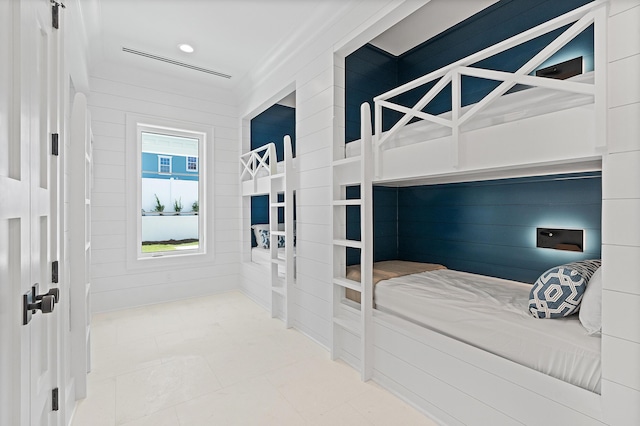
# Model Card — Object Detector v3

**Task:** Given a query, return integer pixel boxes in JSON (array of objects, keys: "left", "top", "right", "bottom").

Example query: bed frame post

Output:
[
  {"left": 361, "top": 103, "right": 374, "bottom": 381},
  {"left": 451, "top": 69, "right": 461, "bottom": 169},
  {"left": 593, "top": 2, "right": 607, "bottom": 150}
]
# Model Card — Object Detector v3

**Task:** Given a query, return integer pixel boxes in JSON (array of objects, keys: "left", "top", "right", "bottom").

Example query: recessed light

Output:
[{"left": 178, "top": 43, "right": 194, "bottom": 53}]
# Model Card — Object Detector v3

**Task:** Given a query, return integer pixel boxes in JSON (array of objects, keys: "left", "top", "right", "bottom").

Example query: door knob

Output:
[
  {"left": 35, "top": 286, "right": 60, "bottom": 303},
  {"left": 23, "top": 284, "right": 57, "bottom": 325}
]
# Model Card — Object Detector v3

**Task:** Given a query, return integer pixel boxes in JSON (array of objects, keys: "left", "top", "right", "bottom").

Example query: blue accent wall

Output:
[
  {"left": 345, "top": 45, "right": 399, "bottom": 143},
  {"left": 345, "top": 0, "right": 594, "bottom": 142},
  {"left": 250, "top": 104, "right": 296, "bottom": 247},
  {"left": 141, "top": 152, "right": 199, "bottom": 181},
  {"left": 396, "top": 172, "right": 601, "bottom": 283},
  {"left": 251, "top": 104, "right": 296, "bottom": 161}
]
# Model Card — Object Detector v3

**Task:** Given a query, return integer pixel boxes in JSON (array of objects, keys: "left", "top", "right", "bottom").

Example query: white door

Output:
[{"left": 0, "top": 1, "right": 61, "bottom": 425}]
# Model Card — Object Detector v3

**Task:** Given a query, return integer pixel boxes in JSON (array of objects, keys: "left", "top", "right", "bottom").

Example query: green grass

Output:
[{"left": 141, "top": 241, "right": 199, "bottom": 253}]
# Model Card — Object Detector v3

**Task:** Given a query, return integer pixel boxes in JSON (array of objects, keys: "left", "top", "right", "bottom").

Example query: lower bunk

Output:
[{"left": 337, "top": 261, "right": 604, "bottom": 425}]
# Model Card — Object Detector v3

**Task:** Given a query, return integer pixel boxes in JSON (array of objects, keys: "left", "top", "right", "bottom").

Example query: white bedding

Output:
[
  {"left": 375, "top": 269, "right": 601, "bottom": 393},
  {"left": 346, "top": 72, "right": 594, "bottom": 157}
]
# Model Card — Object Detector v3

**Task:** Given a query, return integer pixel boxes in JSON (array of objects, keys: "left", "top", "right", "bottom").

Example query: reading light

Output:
[
  {"left": 536, "top": 228, "right": 584, "bottom": 252},
  {"left": 178, "top": 43, "right": 194, "bottom": 53}
]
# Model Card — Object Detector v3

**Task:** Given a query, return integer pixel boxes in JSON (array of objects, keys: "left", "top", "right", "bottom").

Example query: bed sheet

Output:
[{"left": 375, "top": 269, "right": 601, "bottom": 393}]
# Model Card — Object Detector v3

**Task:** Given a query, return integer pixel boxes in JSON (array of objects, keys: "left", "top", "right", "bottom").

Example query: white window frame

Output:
[
  {"left": 125, "top": 113, "right": 214, "bottom": 270},
  {"left": 186, "top": 156, "right": 198, "bottom": 172},
  {"left": 158, "top": 155, "right": 172, "bottom": 174}
]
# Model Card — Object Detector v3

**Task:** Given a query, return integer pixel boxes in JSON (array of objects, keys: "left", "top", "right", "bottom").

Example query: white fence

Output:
[
  {"left": 141, "top": 215, "right": 198, "bottom": 242},
  {"left": 142, "top": 178, "right": 198, "bottom": 213}
]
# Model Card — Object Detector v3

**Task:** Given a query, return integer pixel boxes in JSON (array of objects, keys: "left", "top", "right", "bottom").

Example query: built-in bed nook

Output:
[
  {"left": 331, "top": 0, "right": 608, "bottom": 424},
  {"left": 241, "top": 102, "right": 297, "bottom": 325}
]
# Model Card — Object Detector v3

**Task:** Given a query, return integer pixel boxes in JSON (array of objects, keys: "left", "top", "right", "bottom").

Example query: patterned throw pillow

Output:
[
  {"left": 529, "top": 259, "right": 601, "bottom": 319},
  {"left": 257, "top": 229, "right": 270, "bottom": 249},
  {"left": 277, "top": 235, "right": 285, "bottom": 248}
]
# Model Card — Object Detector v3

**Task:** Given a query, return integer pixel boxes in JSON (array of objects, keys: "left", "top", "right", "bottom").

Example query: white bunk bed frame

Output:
[
  {"left": 332, "top": 2, "right": 609, "bottom": 424},
  {"left": 241, "top": 136, "right": 296, "bottom": 327}
]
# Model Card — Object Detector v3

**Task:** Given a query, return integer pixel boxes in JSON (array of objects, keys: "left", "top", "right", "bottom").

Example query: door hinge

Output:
[
  {"left": 51, "top": 133, "right": 59, "bottom": 156},
  {"left": 51, "top": 1, "right": 65, "bottom": 30},
  {"left": 52, "top": 387, "right": 59, "bottom": 411},
  {"left": 52, "top": 260, "right": 59, "bottom": 284}
]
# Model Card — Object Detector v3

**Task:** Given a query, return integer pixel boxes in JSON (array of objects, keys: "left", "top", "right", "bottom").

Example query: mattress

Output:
[
  {"left": 346, "top": 72, "right": 594, "bottom": 157},
  {"left": 344, "top": 260, "right": 446, "bottom": 304},
  {"left": 375, "top": 269, "right": 601, "bottom": 393}
]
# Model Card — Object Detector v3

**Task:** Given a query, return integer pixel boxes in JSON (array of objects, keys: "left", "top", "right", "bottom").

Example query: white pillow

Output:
[{"left": 579, "top": 266, "right": 602, "bottom": 335}]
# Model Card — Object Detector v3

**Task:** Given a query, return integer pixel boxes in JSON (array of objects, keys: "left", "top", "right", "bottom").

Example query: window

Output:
[
  {"left": 158, "top": 155, "right": 172, "bottom": 174},
  {"left": 141, "top": 131, "right": 200, "bottom": 256},
  {"left": 187, "top": 156, "right": 198, "bottom": 172},
  {"left": 126, "top": 114, "right": 214, "bottom": 269}
]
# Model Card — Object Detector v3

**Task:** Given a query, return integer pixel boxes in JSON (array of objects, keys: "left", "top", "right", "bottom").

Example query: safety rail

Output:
[
  {"left": 240, "top": 142, "right": 277, "bottom": 181},
  {"left": 373, "top": 0, "right": 607, "bottom": 166}
]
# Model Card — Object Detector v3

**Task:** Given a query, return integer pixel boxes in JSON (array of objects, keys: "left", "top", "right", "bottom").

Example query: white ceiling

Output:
[
  {"left": 86, "top": 0, "right": 360, "bottom": 90},
  {"left": 370, "top": 0, "right": 499, "bottom": 56},
  {"left": 84, "top": 0, "right": 499, "bottom": 92}
]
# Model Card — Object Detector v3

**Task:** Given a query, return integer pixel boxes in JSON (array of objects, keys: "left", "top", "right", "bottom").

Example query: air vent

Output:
[{"left": 122, "top": 47, "right": 232, "bottom": 79}]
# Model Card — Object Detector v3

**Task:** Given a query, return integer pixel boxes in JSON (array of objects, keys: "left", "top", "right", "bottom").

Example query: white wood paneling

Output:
[
  {"left": 601, "top": 335, "right": 640, "bottom": 391},
  {"left": 603, "top": 151, "right": 640, "bottom": 199},
  {"left": 602, "top": 290, "right": 640, "bottom": 342},
  {"left": 609, "top": 0, "right": 640, "bottom": 17},
  {"left": 608, "top": 5, "right": 640, "bottom": 61},
  {"left": 608, "top": 54, "right": 640, "bottom": 107},
  {"left": 88, "top": 71, "right": 240, "bottom": 312},
  {"left": 602, "top": 199, "right": 640, "bottom": 246},
  {"left": 602, "top": 245, "right": 640, "bottom": 295},
  {"left": 601, "top": 380, "right": 640, "bottom": 425}
]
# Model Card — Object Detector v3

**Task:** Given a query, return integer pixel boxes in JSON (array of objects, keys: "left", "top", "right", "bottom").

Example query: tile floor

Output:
[{"left": 71, "top": 291, "right": 438, "bottom": 426}]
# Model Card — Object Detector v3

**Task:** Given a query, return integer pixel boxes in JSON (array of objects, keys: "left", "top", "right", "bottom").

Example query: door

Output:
[{"left": 0, "top": 0, "right": 61, "bottom": 425}]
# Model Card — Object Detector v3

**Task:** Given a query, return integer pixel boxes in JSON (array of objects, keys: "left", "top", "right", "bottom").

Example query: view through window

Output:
[{"left": 141, "top": 131, "right": 200, "bottom": 255}]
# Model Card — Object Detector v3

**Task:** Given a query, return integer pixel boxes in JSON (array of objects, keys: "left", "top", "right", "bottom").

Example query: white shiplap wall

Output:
[
  {"left": 88, "top": 69, "right": 241, "bottom": 312},
  {"left": 601, "top": 0, "right": 640, "bottom": 423}
]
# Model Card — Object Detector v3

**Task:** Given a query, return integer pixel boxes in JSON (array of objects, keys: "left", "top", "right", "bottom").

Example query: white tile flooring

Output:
[{"left": 71, "top": 291, "right": 438, "bottom": 426}]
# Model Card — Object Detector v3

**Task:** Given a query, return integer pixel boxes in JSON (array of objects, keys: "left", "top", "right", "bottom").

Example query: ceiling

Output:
[
  {"left": 84, "top": 0, "right": 362, "bottom": 91},
  {"left": 83, "top": 0, "right": 500, "bottom": 93}
]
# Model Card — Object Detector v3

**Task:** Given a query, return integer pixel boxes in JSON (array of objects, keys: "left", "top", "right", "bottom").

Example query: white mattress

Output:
[
  {"left": 375, "top": 269, "right": 601, "bottom": 393},
  {"left": 346, "top": 72, "right": 594, "bottom": 157}
]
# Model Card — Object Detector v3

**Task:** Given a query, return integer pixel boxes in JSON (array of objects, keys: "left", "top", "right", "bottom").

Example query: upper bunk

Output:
[
  {"left": 343, "top": 1, "right": 606, "bottom": 184},
  {"left": 240, "top": 136, "right": 297, "bottom": 196}
]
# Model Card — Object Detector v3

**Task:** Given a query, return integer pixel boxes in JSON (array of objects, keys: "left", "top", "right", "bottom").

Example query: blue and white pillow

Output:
[
  {"left": 257, "top": 229, "right": 270, "bottom": 249},
  {"left": 277, "top": 235, "right": 285, "bottom": 248},
  {"left": 529, "top": 259, "right": 601, "bottom": 319}
]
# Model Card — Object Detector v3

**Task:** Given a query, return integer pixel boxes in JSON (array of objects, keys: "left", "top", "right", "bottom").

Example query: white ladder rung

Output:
[
  {"left": 332, "top": 199, "right": 361, "bottom": 206},
  {"left": 333, "top": 315, "right": 360, "bottom": 335},
  {"left": 272, "top": 286, "right": 285, "bottom": 296},
  {"left": 333, "top": 239, "right": 363, "bottom": 249},
  {"left": 271, "top": 173, "right": 284, "bottom": 179},
  {"left": 271, "top": 230, "right": 285, "bottom": 236},
  {"left": 333, "top": 277, "right": 361, "bottom": 292},
  {"left": 271, "top": 202, "right": 285, "bottom": 207},
  {"left": 271, "top": 258, "right": 286, "bottom": 267}
]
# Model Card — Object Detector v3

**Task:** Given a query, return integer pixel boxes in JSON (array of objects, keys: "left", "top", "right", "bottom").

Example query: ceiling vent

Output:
[{"left": 122, "top": 47, "right": 232, "bottom": 79}]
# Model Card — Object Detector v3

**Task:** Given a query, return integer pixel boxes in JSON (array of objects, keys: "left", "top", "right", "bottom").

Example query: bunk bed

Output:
[
  {"left": 331, "top": 2, "right": 607, "bottom": 425},
  {"left": 241, "top": 137, "right": 296, "bottom": 327}
]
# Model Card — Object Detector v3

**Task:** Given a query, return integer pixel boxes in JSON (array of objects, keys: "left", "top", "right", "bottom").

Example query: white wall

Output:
[
  {"left": 88, "top": 67, "right": 240, "bottom": 312},
  {"left": 141, "top": 215, "right": 198, "bottom": 242},
  {"left": 601, "top": 0, "right": 640, "bottom": 423}
]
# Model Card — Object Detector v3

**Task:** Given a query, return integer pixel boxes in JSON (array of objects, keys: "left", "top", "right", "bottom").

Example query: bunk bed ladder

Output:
[
  {"left": 269, "top": 136, "right": 295, "bottom": 328},
  {"left": 331, "top": 103, "right": 373, "bottom": 381}
]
